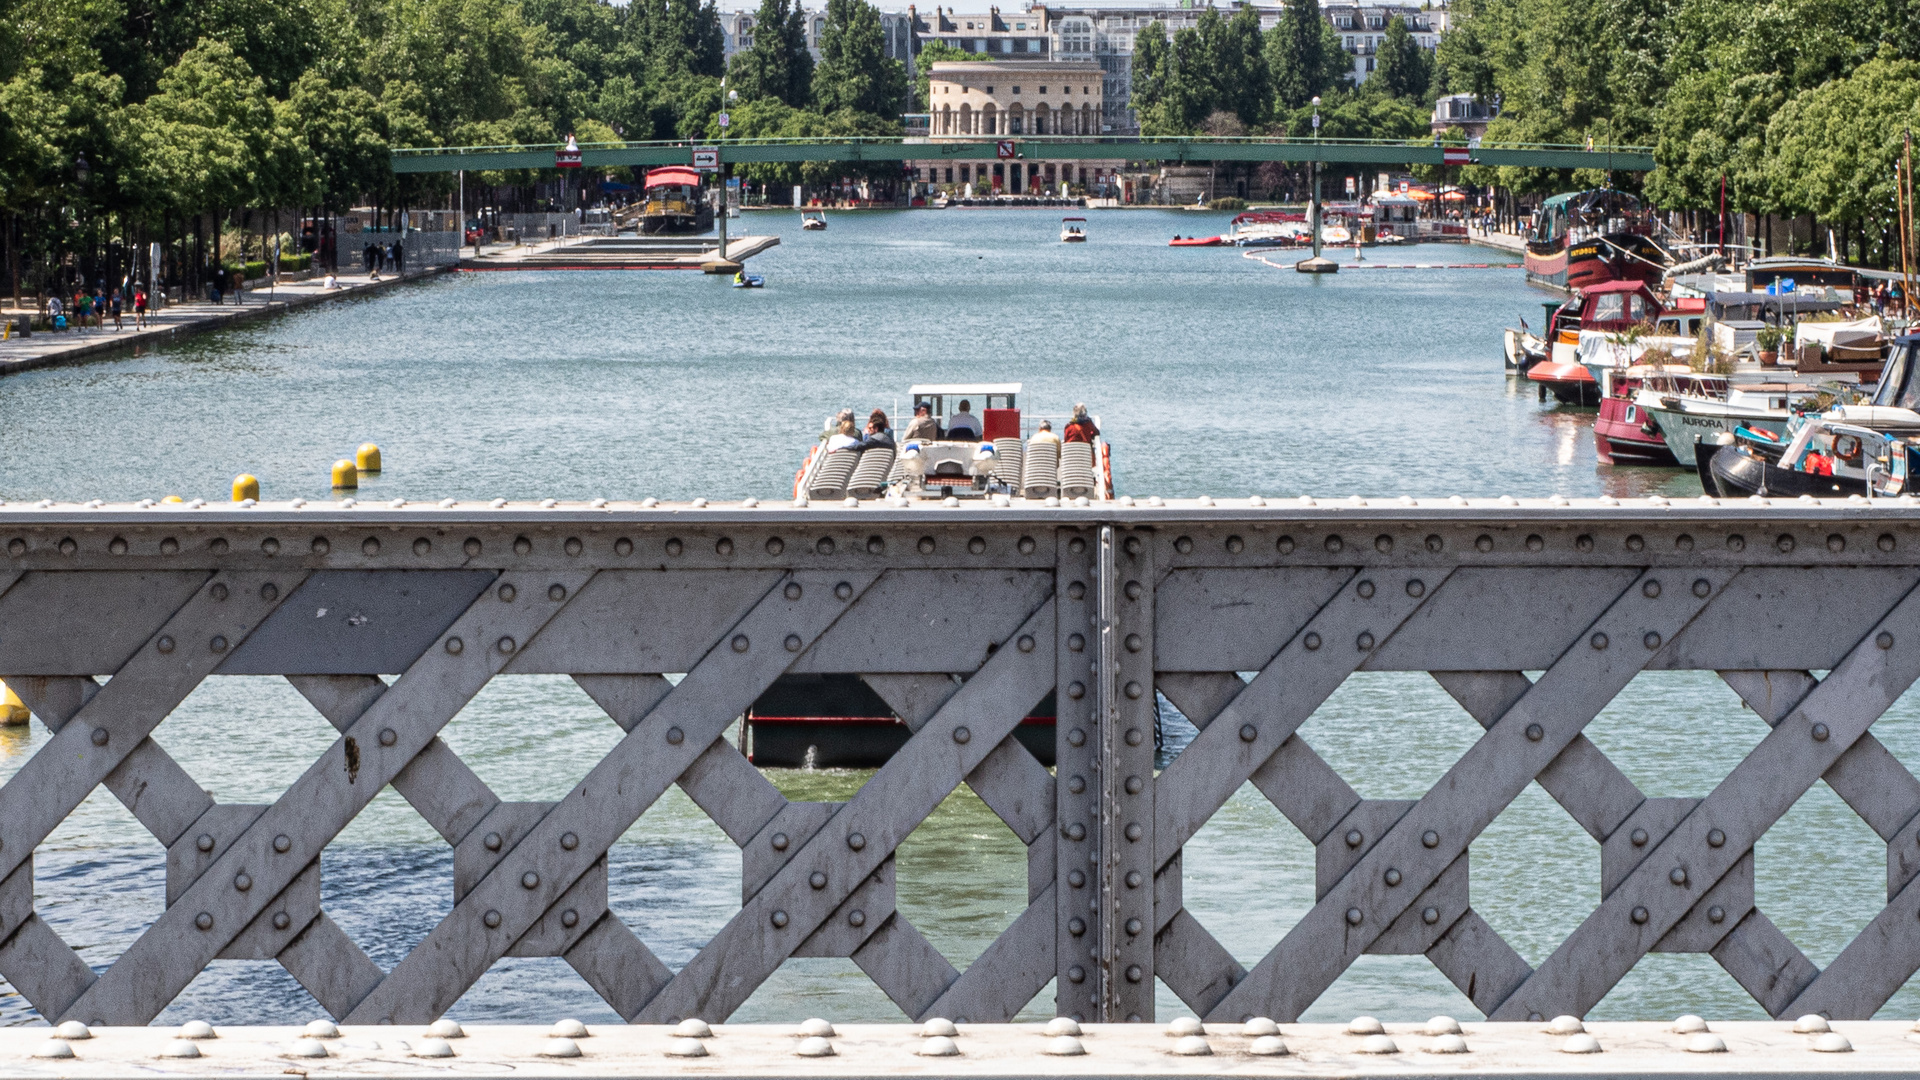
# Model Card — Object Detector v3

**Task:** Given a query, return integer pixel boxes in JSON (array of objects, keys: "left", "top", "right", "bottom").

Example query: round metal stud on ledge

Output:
[
  {"left": 33, "top": 1040, "right": 75, "bottom": 1060},
  {"left": 1560, "top": 1034, "right": 1602, "bottom": 1054},
  {"left": 1428, "top": 1034, "right": 1469, "bottom": 1054},
  {"left": 426, "top": 1019, "right": 465, "bottom": 1039},
  {"left": 1811, "top": 1032, "right": 1852, "bottom": 1053},
  {"left": 54, "top": 1022, "right": 91, "bottom": 1040},
  {"left": 304, "top": 1020, "right": 340, "bottom": 1039},
  {"left": 1043, "top": 1035, "right": 1086, "bottom": 1056},
  {"left": 1171, "top": 1035, "right": 1211, "bottom": 1056},
  {"left": 160, "top": 1041, "right": 203, "bottom": 1060},
  {"left": 1347, "top": 1016, "right": 1384, "bottom": 1035},
  {"left": 667, "top": 1038, "right": 708, "bottom": 1058},
  {"left": 1249, "top": 1035, "right": 1288, "bottom": 1056},
  {"left": 1685, "top": 1034, "right": 1727, "bottom": 1053},
  {"left": 797, "top": 1018, "right": 836, "bottom": 1038},
  {"left": 413, "top": 1038, "right": 455, "bottom": 1058},
  {"left": 550, "top": 1019, "right": 588, "bottom": 1039},
  {"left": 538, "top": 1038, "right": 581, "bottom": 1058},
  {"left": 1358, "top": 1034, "right": 1399, "bottom": 1054},
  {"left": 1044, "top": 1018, "right": 1081, "bottom": 1037},
  {"left": 918, "top": 1035, "right": 959, "bottom": 1057},
  {"left": 1547, "top": 1016, "right": 1584, "bottom": 1035},
  {"left": 922, "top": 1018, "right": 958, "bottom": 1038},
  {"left": 1792, "top": 1015, "right": 1829, "bottom": 1034},
  {"left": 1243, "top": 1017, "right": 1280, "bottom": 1037},
  {"left": 1672, "top": 1015, "right": 1708, "bottom": 1034}
]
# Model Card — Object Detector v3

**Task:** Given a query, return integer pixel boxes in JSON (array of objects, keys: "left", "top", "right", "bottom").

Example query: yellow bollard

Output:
[
  {"left": 232, "top": 473, "right": 260, "bottom": 502},
  {"left": 1, "top": 680, "right": 29, "bottom": 726},
  {"left": 356, "top": 442, "right": 383, "bottom": 473},
  {"left": 161, "top": 495, "right": 184, "bottom": 504},
  {"left": 332, "top": 459, "right": 359, "bottom": 489}
]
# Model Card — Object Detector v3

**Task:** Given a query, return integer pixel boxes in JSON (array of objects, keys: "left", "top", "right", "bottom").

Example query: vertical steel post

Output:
[
  {"left": 1054, "top": 528, "right": 1100, "bottom": 1021},
  {"left": 1097, "top": 526, "right": 1155, "bottom": 1021}
]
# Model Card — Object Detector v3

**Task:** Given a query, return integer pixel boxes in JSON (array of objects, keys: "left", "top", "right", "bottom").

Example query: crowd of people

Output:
[
  {"left": 39, "top": 284, "right": 151, "bottom": 332},
  {"left": 822, "top": 400, "right": 1099, "bottom": 451}
]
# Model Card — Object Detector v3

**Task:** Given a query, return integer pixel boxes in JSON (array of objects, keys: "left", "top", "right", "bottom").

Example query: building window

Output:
[
  {"left": 1013, "top": 86, "right": 1020, "bottom": 94},
  {"left": 1027, "top": 39, "right": 1042, "bottom": 52},
  {"left": 1039, "top": 86, "right": 1047, "bottom": 93},
  {"left": 985, "top": 86, "right": 993, "bottom": 93}
]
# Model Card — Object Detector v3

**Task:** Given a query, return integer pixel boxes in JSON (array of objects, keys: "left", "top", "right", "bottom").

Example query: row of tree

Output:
[
  {"left": 1439, "top": 0, "right": 1920, "bottom": 263},
  {"left": 0, "top": 0, "right": 910, "bottom": 299}
]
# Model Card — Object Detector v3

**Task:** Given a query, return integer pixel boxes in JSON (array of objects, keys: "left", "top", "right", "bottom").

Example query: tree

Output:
[
  {"left": 813, "top": 0, "right": 906, "bottom": 118},
  {"left": 728, "top": 0, "right": 812, "bottom": 107},
  {"left": 1130, "top": 20, "right": 1170, "bottom": 130},
  {"left": 1267, "top": 0, "right": 1332, "bottom": 112},
  {"left": 1370, "top": 17, "right": 1431, "bottom": 102},
  {"left": 1213, "top": 4, "right": 1272, "bottom": 129},
  {"left": 1766, "top": 57, "right": 1920, "bottom": 232}
]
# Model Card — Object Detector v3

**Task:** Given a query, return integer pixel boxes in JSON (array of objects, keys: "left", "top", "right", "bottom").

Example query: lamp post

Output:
[{"left": 1309, "top": 98, "right": 1322, "bottom": 260}]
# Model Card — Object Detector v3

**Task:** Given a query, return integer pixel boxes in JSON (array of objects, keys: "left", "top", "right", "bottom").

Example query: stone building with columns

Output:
[{"left": 912, "top": 59, "right": 1129, "bottom": 196}]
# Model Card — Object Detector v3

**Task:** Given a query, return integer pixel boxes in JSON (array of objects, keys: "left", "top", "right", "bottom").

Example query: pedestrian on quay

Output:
[
  {"left": 46, "top": 293, "right": 63, "bottom": 331},
  {"left": 109, "top": 287, "right": 123, "bottom": 330},
  {"left": 75, "top": 290, "right": 93, "bottom": 331},
  {"left": 394, "top": 241, "right": 405, "bottom": 275},
  {"left": 133, "top": 286, "right": 148, "bottom": 328}
]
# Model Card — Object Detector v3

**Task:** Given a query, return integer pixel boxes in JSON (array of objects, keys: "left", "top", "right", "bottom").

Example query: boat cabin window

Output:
[
  {"left": 1874, "top": 340, "right": 1919, "bottom": 411},
  {"left": 914, "top": 393, "right": 1017, "bottom": 418},
  {"left": 1590, "top": 294, "right": 1626, "bottom": 321}
]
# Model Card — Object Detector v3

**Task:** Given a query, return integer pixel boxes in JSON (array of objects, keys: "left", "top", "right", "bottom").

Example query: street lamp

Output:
[{"left": 74, "top": 152, "right": 89, "bottom": 185}]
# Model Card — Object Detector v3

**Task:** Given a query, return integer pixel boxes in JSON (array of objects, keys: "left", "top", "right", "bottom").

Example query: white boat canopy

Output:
[{"left": 908, "top": 383, "right": 1022, "bottom": 397}]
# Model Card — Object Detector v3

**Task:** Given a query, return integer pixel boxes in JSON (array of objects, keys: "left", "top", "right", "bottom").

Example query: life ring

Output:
[{"left": 794, "top": 444, "right": 819, "bottom": 500}]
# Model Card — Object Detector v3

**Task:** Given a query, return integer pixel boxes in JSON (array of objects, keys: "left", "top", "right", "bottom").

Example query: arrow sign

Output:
[{"left": 692, "top": 147, "right": 720, "bottom": 170}]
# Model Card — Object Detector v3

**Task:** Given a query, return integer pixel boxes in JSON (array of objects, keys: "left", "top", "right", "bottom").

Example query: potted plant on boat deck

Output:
[{"left": 1756, "top": 325, "right": 1784, "bottom": 365}]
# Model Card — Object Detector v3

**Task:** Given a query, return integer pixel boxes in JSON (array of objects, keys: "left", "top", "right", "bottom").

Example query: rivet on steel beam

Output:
[
  {"left": 414, "top": 538, "right": 432, "bottom": 556},
  {"left": 273, "top": 912, "right": 291, "bottom": 930},
  {"left": 1811, "top": 722, "right": 1830, "bottom": 742},
  {"left": 1346, "top": 829, "right": 1364, "bottom": 848},
  {"left": 561, "top": 832, "right": 578, "bottom": 851},
  {"left": 846, "top": 832, "right": 865, "bottom": 851},
  {"left": 771, "top": 910, "right": 789, "bottom": 928},
  {"left": 1067, "top": 682, "right": 1086, "bottom": 700},
  {"left": 197, "top": 834, "right": 215, "bottom": 853},
  {"left": 783, "top": 633, "right": 803, "bottom": 653},
  {"left": 1067, "top": 582, "right": 1086, "bottom": 600},
  {"left": 109, "top": 536, "right": 128, "bottom": 555},
  {"left": 464, "top": 538, "right": 483, "bottom": 557},
  {"left": 1125, "top": 917, "right": 1143, "bottom": 935},
  {"left": 561, "top": 909, "right": 579, "bottom": 929},
  {"left": 1526, "top": 534, "right": 1544, "bottom": 552},
  {"left": 273, "top": 835, "right": 290, "bottom": 853},
  {"left": 1707, "top": 829, "right": 1725, "bottom": 848},
  {"left": 378, "top": 728, "right": 397, "bottom": 747},
  {"left": 1125, "top": 580, "right": 1144, "bottom": 601},
  {"left": 1384, "top": 868, "right": 1402, "bottom": 887},
  {"left": 211, "top": 583, "right": 229, "bottom": 601},
  {"left": 1067, "top": 727, "right": 1086, "bottom": 746},
  {"left": 845, "top": 908, "right": 866, "bottom": 927},
  {"left": 1124, "top": 728, "right": 1143, "bottom": 745},
  {"left": 1174, "top": 536, "right": 1193, "bottom": 554},
  {"left": 1778, "top": 534, "right": 1796, "bottom": 553},
  {"left": 953, "top": 726, "right": 971, "bottom": 744},
  {"left": 195, "top": 912, "right": 213, "bottom": 931},
  {"left": 1406, "top": 579, "right": 1425, "bottom": 598},
  {"left": 1631, "top": 906, "right": 1649, "bottom": 924},
  {"left": 1226, "top": 535, "right": 1244, "bottom": 554},
  {"left": 1375, "top": 534, "right": 1394, "bottom": 553},
  {"left": 1590, "top": 633, "right": 1609, "bottom": 650},
  {"left": 966, "top": 536, "right": 986, "bottom": 554},
  {"left": 716, "top": 537, "right": 735, "bottom": 556},
  {"left": 1879, "top": 632, "right": 1895, "bottom": 649},
  {"left": 1356, "top": 632, "right": 1375, "bottom": 651},
  {"left": 1239, "top": 724, "right": 1258, "bottom": 742},
  {"left": 210, "top": 635, "right": 228, "bottom": 653},
  {"left": 730, "top": 634, "right": 749, "bottom": 653},
  {"left": 666, "top": 727, "right": 684, "bottom": 745},
  {"left": 484, "top": 832, "right": 503, "bottom": 851},
  {"left": 834, "top": 582, "right": 853, "bottom": 601},
  {"left": 1122, "top": 633, "right": 1143, "bottom": 654},
  {"left": 1625, "top": 534, "right": 1645, "bottom": 553},
  {"left": 484, "top": 910, "right": 501, "bottom": 928},
  {"left": 1125, "top": 823, "right": 1143, "bottom": 841},
  {"left": 1670, "top": 867, "right": 1687, "bottom": 886},
  {"left": 522, "top": 872, "right": 540, "bottom": 889},
  {"left": 1357, "top": 580, "right": 1375, "bottom": 599},
  {"left": 1069, "top": 917, "right": 1086, "bottom": 936},
  {"left": 1422, "top": 906, "right": 1439, "bottom": 924},
  {"left": 497, "top": 636, "right": 516, "bottom": 654},
  {"left": 1066, "top": 824, "right": 1087, "bottom": 842},
  {"left": 1525, "top": 724, "right": 1544, "bottom": 741},
  {"left": 161, "top": 537, "right": 180, "bottom": 555},
  {"left": 1067, "top": 966, "right": 1086, "bottom": 983},
  {"left": 1124, "top": 775, "right": 1144, "bottom": 794},
  {"left": 90, "top": 727, "right": 109, "bottom": 746},
  {"left": 809, "top": 871, "right": 827, "bottom": 889},
  {"left": 1644, "top": 632, "right": 1663, "bottom": 650},
  {"left": 1827, "top": 533, "right": 1846, "bottom": 553},
  {"left": 1345, "top": 908, "right": 1363, "bottom": 926},
  {"left": 1474, "top": 535, "right": 1493, "bottom": 553},
  {"left": 1423, "top": 830, "right": 1439, "bottom": 848},
  {"left": 234, "top": 873, "right": 252, "bottom": 891},
  {"left": 665, "top": 539, "right": 684, "bottom": 556},
  {"left": 1068, "top": 775, "right": 1087, "bottom": 794},
  {"left": 262, "top": 582, "right": 279, "bottom": 601},
  {"left": 1125, "top": 870, "right": 1143, "bottom": 888},
  {"left": 513, "top": 536, "right": 533, "bottom": 555},
  {"left": 1126, "top": 964, "right": 1143, "bottom": 982},
  {"left": 363, "top": 537, "right": 381, "bottom": 556},
  {"left": 1879, "top": 533, "right": 1897, "bottom": 552},
  {"left": 1707, "top": 906, "right": 1725, "bottom": 923},
  {"left": 1631, "top": 828, "right": 1649, "bottom": 847},
  {"left": 157, "top": 635, "right": 176, "bottom": 654},
  {"left": 1304, "top": 632, "right": 1322, "bottom": 651},
  {"left": 445, "top": 636, "right": 464, "bottom": 654},
  {"left": 1573, "top": 534, "right": 1594, "bottom": 552},
  {"left": 1423, "top": 534, "right": 1442, "bottom": 553}
]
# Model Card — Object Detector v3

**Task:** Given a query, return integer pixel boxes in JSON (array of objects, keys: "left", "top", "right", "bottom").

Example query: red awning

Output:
[{"left": 645, "top": 167, "right": 703, "bottom": 188}]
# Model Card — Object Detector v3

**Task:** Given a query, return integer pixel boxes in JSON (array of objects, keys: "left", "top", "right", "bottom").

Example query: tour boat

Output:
[
  {"left": 1524, "top": 189, "right": 1673, "bottom": 290},
  {"left": 638, "top": 167, "right": 714, "bottom": 236},
  {"left": 1061, "top": 217, "right": 1087, "bottom": 242},
  {"left": 801, "top": 211, "right": 827, "bottom": 231},
  {"left": 793, "top": 382, "right": 1113, "bottom": 504}
]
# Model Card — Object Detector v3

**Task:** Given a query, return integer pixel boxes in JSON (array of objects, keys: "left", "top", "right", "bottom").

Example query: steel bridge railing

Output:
[{"left": 0, "top": 498, "right": 1914, "bottom": 1026}]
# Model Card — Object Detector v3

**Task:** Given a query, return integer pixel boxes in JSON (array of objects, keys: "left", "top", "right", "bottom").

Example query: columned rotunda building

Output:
[{"left": 912, "top": 59, "right": 1128, "bottom": 197}]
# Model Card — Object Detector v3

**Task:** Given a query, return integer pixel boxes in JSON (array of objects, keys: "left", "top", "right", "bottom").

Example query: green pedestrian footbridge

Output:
[{"left": 388, "top": 136, "right": 1656, "bottom": 173}]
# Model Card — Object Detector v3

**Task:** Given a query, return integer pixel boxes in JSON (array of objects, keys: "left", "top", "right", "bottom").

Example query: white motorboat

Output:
[{"left": 1060, "top": 217, "right": 1086, "bottom": 243}]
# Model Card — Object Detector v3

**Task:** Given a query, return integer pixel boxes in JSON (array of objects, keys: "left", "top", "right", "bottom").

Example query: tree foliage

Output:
[{"left": 727, "top": 0, "right": 811, "bottom": 107}]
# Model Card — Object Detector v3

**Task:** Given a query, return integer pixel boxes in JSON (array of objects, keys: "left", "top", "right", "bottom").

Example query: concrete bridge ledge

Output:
[{"left": 8, "top": 1022, "right": 1920, "bottom": 1078}]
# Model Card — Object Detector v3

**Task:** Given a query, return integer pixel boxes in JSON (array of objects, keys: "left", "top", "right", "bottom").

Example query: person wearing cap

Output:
[{"left": 901, "top": 403, "right": 938, "bottom": 442}]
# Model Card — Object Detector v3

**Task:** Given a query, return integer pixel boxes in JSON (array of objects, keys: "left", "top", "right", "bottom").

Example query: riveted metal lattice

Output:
[{"left": 4, "top": 504, "right": 1920, "bottom": 1025}]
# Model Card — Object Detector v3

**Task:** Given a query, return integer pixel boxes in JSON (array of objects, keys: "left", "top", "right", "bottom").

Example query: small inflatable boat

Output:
[{"left": 732, "top": 274, "right": 764, "bottom": 289}]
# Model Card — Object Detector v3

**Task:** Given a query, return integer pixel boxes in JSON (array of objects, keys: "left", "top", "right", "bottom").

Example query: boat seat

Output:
[
  {"left": 1022, "top": 440, "right": 1060, "bottom": 499},
  {"left": 1059, "top": 442, "right": 1098, "bottom": 499},
  {"left": 847, "top": 447, "right": 895, "bottom": 498},
  {"left": 808, "top": 449, "right": 860, "bottom": 501},
  {"left": 992, "top": 438, "right": 1024, "bottom": 487}
]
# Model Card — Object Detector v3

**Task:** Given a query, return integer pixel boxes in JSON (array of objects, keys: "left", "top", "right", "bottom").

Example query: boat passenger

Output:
[
  {"left": 1064, "top": 404, "right": 1099, "bottom": 443},
  {"left": 827, "top": 419, "right": 861, "bottom": 452},
  {"left": 901, "top": 404, "right": 938, "bottom": 442},
  {"left": 946, "top": 400, "right": 982, "bottom": 440},
  {"left": 1031, "top": 421, "right": 1060, "bottom": 445},
  {"left": 857, "top": 409, "right": 895, "bottom": 451}
]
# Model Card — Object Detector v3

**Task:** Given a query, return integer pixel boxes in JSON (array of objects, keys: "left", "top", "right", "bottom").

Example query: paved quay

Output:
[
  {"left": 0, "top": 267, "right": 451, "bottom": 377},
  {"left": 5, "top": 1020, "right": 1918, "bottom": 1078}
]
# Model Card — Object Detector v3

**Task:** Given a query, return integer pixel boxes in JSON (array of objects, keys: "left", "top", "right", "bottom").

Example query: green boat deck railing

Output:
[{"left": 388, "top": 136, "right": 1655, "bottom": 173}]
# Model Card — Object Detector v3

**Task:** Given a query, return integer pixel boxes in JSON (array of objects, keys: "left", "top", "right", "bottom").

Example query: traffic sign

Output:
[
  {"left": 692, "top": 146, "right": 720, "bottom": 170},
  {"left": 718, "top": 112, "right": 731, "bottom": 128},
  {"left": 996, "top": 140, "right": 1016, "bottom": 159},
  {"left": 1443, "top": 146, "right": 1471, "bottom": 165},
  {"left": 555, "top": 147, "right": 582, "bottom": 169}
]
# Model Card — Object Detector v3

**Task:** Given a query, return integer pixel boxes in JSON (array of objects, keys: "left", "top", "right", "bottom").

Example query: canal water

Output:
[{"left": 2, "top": 209, "right": 1915, "bottom": 1026}]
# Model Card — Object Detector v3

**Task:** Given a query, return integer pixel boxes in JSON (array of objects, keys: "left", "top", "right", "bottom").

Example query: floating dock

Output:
[{"left": 462, "top": 235, "right": 780, "bottom": 271}]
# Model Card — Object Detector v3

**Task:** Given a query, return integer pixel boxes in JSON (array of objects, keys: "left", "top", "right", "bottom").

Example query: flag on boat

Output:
[{"left": 1443, "top": 147, "right": 1471, "bottom": 165}]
